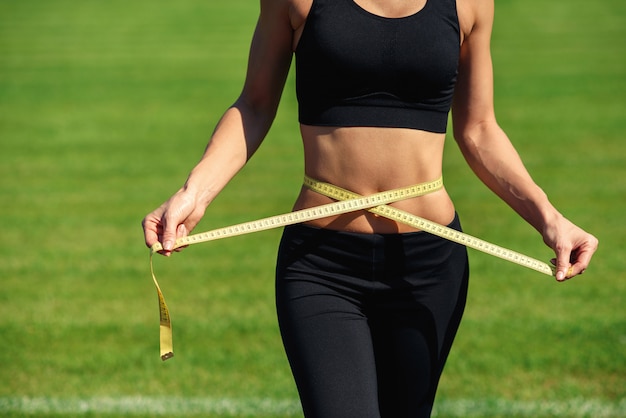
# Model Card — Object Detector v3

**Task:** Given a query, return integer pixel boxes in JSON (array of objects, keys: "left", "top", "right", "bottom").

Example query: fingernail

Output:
[
  {"left": 556, "top": 271, "right": 565, "bottom": 281},
  {"left": 163, "top": 240, "right": 173, "bottom": 251}
]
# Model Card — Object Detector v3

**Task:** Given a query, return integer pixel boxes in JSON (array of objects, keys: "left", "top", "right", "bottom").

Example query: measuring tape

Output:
[
  {"left": 149, "top": 176, "right": 555, "bottom": 360},
  {"left": 303, "top": 176, "right": 556, "bottom": 275},
  {"left": 149, "top": 257, "right": 174, "bottom": 361}
]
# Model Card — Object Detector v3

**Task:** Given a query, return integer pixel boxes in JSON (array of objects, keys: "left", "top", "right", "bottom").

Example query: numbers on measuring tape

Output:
[
  {"left": 149, "top": 175, "right": 554, "bottom": 360},
  {"left": 153, "top": 178, "right": 444, "bottom": 253},
  {"left": 304, "top": 176, "right": 554, "bottom": 277}
]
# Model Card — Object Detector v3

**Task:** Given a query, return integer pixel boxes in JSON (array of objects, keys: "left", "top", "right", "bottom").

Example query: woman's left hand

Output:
[{"left": 542, "top": 215, "right": 598, "bottom": 281}]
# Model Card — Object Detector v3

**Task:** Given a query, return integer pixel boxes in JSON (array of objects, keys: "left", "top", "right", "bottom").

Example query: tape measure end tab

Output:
[{"left": 161, "top": 352, "right": 174, "bottom": 361}]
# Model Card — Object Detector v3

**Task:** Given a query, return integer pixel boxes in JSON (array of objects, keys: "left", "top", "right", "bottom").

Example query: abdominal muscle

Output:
[{"left": 293, "top": 124, "right": 457, "bottom": 234}]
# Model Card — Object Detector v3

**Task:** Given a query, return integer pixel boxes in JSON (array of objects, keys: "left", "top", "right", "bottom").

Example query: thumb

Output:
[
  {"left": 161, "top": 216, "right": 179, "bottom": 253},
  {"left": 554, "top": 246, "right": 572, "bottom": 282}
]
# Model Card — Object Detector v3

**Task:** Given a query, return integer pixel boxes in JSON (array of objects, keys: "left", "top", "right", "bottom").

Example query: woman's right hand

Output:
[
  {"left": 142, "top": 0, "right": 296, "bottom": 256},
  {"left": 142, "top": 188, "right": 207, "bottom": 256}
]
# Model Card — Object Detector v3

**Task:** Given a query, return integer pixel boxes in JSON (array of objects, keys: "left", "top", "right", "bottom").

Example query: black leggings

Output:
[{"left": 275, "top": 215, "right": 469, "bottom": 418}]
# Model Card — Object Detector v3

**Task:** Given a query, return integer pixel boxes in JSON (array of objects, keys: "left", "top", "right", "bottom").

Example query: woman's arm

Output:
[
  {"left": 143, "top": 0, "right": 294, "bottom": 255},
  {"left": 452, "top": 0, "right": 597, "bottom": 281}
]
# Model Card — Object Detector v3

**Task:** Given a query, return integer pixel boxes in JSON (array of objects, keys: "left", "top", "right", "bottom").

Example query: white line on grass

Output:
[
  {"left": 0, "top": 396, "right": 301, "bottom": 416},
  {"left": 0, "top": 396, "right": 624, "bottom": 417},
  {"left": 434, "top": 398, "right": 626, "bottom": 417}
]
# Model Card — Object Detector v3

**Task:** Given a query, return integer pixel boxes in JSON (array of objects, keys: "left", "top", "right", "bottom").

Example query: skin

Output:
[{"left": 142, "top": 0, "right": 598, "bottom": 281}]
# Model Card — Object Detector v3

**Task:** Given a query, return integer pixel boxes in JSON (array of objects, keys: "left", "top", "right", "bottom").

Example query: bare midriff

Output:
[{"left": 293, "top": 124, "right": 457, "bottom": 234}]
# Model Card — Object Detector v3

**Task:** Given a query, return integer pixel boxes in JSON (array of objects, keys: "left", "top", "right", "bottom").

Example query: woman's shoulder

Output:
[
  {"left": 456, "top": 0, "right": 494, "bottom": 42},
  {"left": 258, "top": 0, "right": 312, "bottom": 30}
]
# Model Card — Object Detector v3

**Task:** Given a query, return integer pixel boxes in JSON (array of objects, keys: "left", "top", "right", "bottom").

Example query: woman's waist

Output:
[
  {"left": 301, "top": 126, "right": 446, "bottom": 187},
  {"left": 292, "top": 180, "right": 456, "bottom": 234}
]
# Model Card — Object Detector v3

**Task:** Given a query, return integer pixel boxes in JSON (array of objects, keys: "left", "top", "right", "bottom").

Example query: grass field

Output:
[{"left": 1, "top": 0, "right": 624, "bottom": 417}]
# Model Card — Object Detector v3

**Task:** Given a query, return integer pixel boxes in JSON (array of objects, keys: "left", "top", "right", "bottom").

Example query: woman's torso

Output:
[{"left": 289, "top": 0, "right": 462, "bottom": 233}]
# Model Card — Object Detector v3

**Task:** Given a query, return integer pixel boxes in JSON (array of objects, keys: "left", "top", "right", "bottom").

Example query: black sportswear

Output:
[
  {"left": 295, "top": 0, "right": 460, "bottom": 133},
  {"left": 276, "top": 216, "right": 469, "bottom": 417}
]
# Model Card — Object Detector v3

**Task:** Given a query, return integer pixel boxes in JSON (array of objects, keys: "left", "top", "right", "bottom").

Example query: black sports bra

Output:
[{"left": 295, "top": 0, "right": 460, "bottom": 133}]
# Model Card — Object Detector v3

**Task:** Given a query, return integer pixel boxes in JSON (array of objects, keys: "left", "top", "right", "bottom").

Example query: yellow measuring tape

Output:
[
  {"left": 149, "top": 257, "right": 173, "bottom": 361},
  {"left": 303, "top": 176, "right": 556, "bottom": 275},
  {"left": 149, "top": 176, "right": 555, "bottom": 360}
]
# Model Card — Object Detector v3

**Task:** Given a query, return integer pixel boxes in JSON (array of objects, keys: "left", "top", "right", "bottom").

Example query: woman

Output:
[{"left": 142, "top": 0, "right": 598, "bottom": 416}]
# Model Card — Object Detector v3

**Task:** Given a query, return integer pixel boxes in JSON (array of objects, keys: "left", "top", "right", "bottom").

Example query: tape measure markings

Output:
[
  {"left": 151, "top": 177, "right": 443, "bottom": 253},
  {"left": 304, "top": 176, "right": 554, "bottom": 276},
  {"left": 149, "top": 176, "right": 554, "bottom": 360},
  {"left": 150, "top": 254, "right": 174, "bottom": 361},
  {"left": 149, "top": 177, "right": 444, "bottom": 360}
]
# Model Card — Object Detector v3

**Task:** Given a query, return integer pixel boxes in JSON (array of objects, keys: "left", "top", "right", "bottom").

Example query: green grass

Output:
[{"left": 1, "top": 0, "right": 624, "bottom": 417}]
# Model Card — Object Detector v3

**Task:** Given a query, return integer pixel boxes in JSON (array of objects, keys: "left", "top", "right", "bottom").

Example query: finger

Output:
[
  {"left": 554, "top": 245, "right": 573, "bottom": 282},
  {"left": 568, "top": 244, "right": 596, "bottom": 277},
  {"left": 161, "top": 214, "right": 180, "bottom": 255},
  {"left": 142, "top": 216, "right": 162, "bottom": 249}
]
